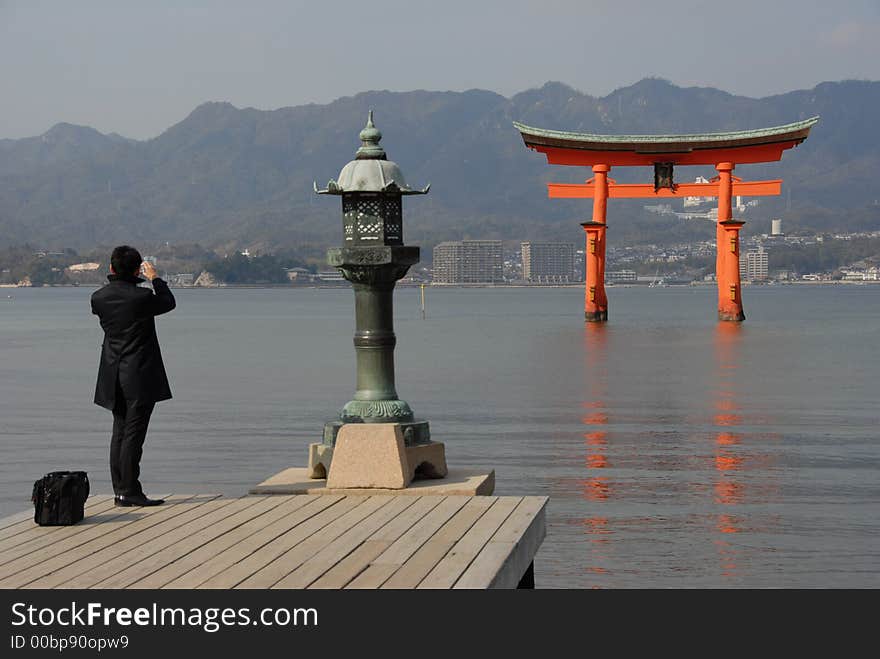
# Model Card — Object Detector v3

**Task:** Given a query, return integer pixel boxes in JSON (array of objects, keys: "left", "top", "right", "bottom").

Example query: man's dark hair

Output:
[{"left": 110, "top": 245, "right": 142, "bottom": 276}]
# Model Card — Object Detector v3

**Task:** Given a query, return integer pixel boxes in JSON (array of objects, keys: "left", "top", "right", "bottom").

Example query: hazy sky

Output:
[{"left": 2, "top": 0, "right": 879, "bottom": 139}]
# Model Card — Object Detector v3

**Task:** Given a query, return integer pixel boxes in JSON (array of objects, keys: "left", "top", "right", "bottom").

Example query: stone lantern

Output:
[{"left": 308, "top": 112, "right": 443, "bottom": 484}]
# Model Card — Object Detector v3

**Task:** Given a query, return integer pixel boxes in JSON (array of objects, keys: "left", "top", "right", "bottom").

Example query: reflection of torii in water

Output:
[
  {"left": 710, "top": 322, "right": 785, "bottom": 580},
  {"left": 712, "top": 322, "right": 745, "bottom": 578},
  {"left": 580, "top": 324, "right": 612, "bottom": 584}
]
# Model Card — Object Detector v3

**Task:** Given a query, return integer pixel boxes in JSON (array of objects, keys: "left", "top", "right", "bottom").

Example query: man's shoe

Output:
[{"left": 115, "top": 494, "right": 165, "bottom": 507}]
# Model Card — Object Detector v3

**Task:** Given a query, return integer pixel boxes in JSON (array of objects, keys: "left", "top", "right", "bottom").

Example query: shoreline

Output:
[{"left": 3, "top": 280, "right": 879, "bottom": 290}]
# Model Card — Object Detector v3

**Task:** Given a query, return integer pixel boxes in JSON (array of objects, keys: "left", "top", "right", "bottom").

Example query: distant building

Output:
[
  {"left": 316, "top": 270, "right": 345, "bottom": 283},
  {"left": 771, "top": 218, "right": 784, "bottom": 236},
  {"left": 521, "top": 242, "right": 576, "bottom": 283},
  {"left": 644, "top": 203, "right": 674, "bottom": 216},
  {"left": 682, "top": 176, "right": 712, "bottom": 207},
  {"left": 772, "top": 269, "right": 793, "bottom": 281},
  {"left": 285, "top": 267, "right": 311, "bottom": 282},
  {"left": 66, "top": 262, "right": 101, "bottom": 272},
  {"left": 194, "top": 271, "right": 221, "bottom": 287},
  {"left": 169, "top": 273, "right": 195, "bottom": 286},
  {"left": 574, "top": 249, "right": 585, "bottom": 281},
  {"left": 842, "top": 268, "right": 879, "bottom": 281},
  {"left": 432, "top": 240, "right": 503, "bottom": 284},
  {"left": 739, "top": 245, "right": 769, "bottom": 281},
  {"left": 606, "top": 270, "right": 637, "bottom": 282}
]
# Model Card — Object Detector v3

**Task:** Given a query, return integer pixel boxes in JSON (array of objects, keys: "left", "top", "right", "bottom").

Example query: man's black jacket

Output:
[{"left": 91, "top": 274, "right": 176, "bottom": 410}]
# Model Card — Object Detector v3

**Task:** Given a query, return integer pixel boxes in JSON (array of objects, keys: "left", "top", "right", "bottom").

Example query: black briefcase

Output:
[{"left": 31, "top": 471, "right": 90, "bottom": 526}]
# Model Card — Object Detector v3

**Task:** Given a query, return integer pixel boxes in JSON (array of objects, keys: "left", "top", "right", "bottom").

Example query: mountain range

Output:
[{"left": 1, "top": 77, "right": 878, "bottom": 253}]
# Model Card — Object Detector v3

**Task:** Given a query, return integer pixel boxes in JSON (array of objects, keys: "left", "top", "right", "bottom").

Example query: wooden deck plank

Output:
[
  {"left": 0, "top": 493, "right": 548, "bottom": 590},
  {"left": 0, "top": 495, "right": 118, "bottom": 549},
  {"left": 453, "top": 497, "right": 548, "bottom": 589},
  {"left": 1, "top": 494, "right": 115, "bottom": 531},
  {"left": 272, "top": 495, "right": 418, "bottom": 589},
  {"left": 57, "top": 497, "right": 261, "bottom": 589},
  {"left": 236, "top": 496, "right": 392, "bottom": 589},
  {"left": 0, "top": 495, "right": 114, "bottom": 539},
  {"left": 0, "top": 509, "right": 37, "bottom": 531},
  {"left": 417, "top": 496, "right": 522, "bottom": 589},
  {"left": 345, "top": 496, "right": 471, "bottom": 589},
  {"left": 197, "top": 495, "right": 364, "bottom": 589},
  {"left": 0, "top": 494, "right": 196, "bottom": 586},
  {"left": 0, "top": 495, "right": 172, "bottom": 567},
  {"left": 2, "top": 495, "right": 221, "bottom": 589},
  {"left": 381, "top": 496, "right": 498, "bottom": 589},
  {"left": 8, "top": 495, "right": 217, "bottom": 589},
  {"left": 308, "top": 496, "right": 446, "bottom": 589},
  {"left": 132, "top": 495, "right": 318, "bottom": 589},
  {"left": 91, "top": 496, "right": 288, "bottom": 589},
  {"left": 160, "top": 496, "right": 342, "bottom": 589},
  {"left": 478, "top": 497, "right": 547, "bottom": 545}
]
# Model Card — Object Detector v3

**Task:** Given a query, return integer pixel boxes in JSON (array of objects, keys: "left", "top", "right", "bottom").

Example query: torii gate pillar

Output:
[
  {"left": 715, "top": 162, "right": 746, "bottom": 322},
  {"left": 582, "top": 164, "right": 609, "bottom": 322}
]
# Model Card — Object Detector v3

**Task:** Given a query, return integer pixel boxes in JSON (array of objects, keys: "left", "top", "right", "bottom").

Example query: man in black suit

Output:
[{"left": 91, "top": 245, "right": 176, "bottom": 506}]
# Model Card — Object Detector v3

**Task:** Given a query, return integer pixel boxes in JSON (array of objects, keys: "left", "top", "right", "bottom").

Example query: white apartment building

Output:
[{"left": 739, "top": 245, "right": 769, "bottom": 281}]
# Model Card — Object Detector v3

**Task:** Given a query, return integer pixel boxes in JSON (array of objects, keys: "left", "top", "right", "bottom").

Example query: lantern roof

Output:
[{"left": 315, "top": 111, "right": 430, "bottom": 196}]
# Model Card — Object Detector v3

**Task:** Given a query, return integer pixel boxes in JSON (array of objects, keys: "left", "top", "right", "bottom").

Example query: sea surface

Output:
[{"left": 1, "top": 284, "right": 878, "bottom": 587}]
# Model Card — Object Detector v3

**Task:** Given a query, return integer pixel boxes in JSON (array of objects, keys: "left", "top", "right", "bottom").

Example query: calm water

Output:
[{"left": 1, "top": 284, "right": 878, "bottom": 587}]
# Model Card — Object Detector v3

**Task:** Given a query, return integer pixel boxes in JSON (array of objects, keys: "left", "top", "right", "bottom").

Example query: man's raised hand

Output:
[{"left": 141, "top": 260, "right": 158, "bottom": 280}]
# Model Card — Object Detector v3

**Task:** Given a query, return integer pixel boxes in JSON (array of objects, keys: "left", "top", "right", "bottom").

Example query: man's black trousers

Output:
[{"left": 110, "top": 383, "right": 155, "bottom": 497}]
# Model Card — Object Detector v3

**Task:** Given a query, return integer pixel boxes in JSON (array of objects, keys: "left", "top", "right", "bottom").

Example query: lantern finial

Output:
[{"left": 356, "top": 110, "right": 386, "bottom": 160}]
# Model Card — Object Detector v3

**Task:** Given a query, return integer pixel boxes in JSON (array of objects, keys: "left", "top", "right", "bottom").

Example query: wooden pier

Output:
[{"left": 0, "top": 493, "right": 546, "bottom": 589}]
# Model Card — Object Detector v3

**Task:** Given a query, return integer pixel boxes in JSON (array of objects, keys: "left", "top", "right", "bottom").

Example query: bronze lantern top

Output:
[{"left": 314, "top": 111, "right": 429, "bottom": 196}]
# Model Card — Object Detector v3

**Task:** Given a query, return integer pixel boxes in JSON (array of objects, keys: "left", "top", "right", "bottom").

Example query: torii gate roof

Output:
[{"left": 514, "top": 117, "right": 819, "bottom": 166}]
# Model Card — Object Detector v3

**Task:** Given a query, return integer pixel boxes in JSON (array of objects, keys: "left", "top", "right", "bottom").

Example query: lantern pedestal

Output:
[
  {"left": 308, "top": 426, "right": 442, "bottom": 480},
  {"left": 306, "top": 424, "right": 449, "bottom": 488}
]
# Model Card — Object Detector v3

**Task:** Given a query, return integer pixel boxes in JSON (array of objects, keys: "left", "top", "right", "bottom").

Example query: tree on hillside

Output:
[
  {"left": 28, "top": 259, "right": 69, "bottom": 286},
  {"left": 202, "top": 253, "right": 288, "bottom": 284}
]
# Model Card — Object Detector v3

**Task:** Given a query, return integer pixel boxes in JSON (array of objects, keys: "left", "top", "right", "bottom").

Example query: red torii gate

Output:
[{"left": 514, "top": 117, "right": 818, "bottom": 321}]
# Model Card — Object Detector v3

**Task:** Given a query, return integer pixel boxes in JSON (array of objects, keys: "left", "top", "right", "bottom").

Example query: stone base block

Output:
[
  {"left": 406, "top": 441, "right": 447, "bottom": 480},
  {"left": 250, "top": 467, "right": 495, "bottom": 496},
  {"left": 307, "top": 443, "right": 333, "bottom": 479},
  {"left": 311, "top": 422, "right": 448, "bottom": 484},
  {"left": 326, "top": 424, "right": 411, "bottom": 490}
]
